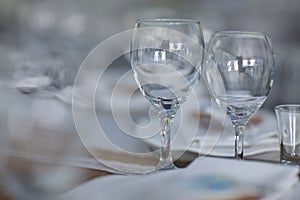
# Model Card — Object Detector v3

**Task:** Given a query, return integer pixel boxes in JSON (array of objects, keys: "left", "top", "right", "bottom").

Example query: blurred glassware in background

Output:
[
  {"left": 12, "top": 60, "right": 69, "bottom": 95},
  {"left": 1, "top": 0, "right": 300, "bottom": 111}
]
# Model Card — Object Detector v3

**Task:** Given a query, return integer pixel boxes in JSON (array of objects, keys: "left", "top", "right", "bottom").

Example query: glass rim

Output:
[
  {"left": 212, "top": 30, "right": 268, "bottom": 38},
  {"left": 135, "top": 18, "right": 200, "bottom": 25},
  {"left": 274, "top": 104, "right": 300, "bottom": 112}
]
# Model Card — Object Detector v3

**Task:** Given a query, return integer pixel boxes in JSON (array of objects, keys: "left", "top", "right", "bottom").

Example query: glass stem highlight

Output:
[
  {"left": 234, "top": 124, "right": 245, "bottom": 160},
  {"left": 159, "top": 114, "right": 175, "bottom": 169}
]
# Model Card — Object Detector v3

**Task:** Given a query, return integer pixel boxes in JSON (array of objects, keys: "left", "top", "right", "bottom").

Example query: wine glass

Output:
[
  {"left": 130, "top": 19, "right": 204, "bottom": 170},
  {"left": 203, "top": 31, "right": 274, "bottom": 160}
]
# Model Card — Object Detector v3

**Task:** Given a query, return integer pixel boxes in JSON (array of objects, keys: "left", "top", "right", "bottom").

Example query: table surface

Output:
[
  {"left": 0, "top": 87, "right": 299, "bottom": 199},
  {"left": 1, "top": 150, "right": 299, "bottom": 200}
]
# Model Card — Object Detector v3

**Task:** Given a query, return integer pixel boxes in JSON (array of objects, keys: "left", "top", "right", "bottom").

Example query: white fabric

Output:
[{"left": 61, "top": 157, "right": 300, "bottom": 200}]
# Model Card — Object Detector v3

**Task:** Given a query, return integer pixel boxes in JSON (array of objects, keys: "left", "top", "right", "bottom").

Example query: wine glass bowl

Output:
[
  {"left": 131, "top": 19, "right": 204, "bottom": 170},
  {"left": 204, "top": 31, "right": 274, "bottom": 159}
]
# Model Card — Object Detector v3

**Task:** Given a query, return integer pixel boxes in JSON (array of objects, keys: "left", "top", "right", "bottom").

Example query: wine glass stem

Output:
[
  {"left": 234, "top": 124, "right": 245, "bottom": 160},
  {"left": 159, "top": 114, "right": 174, "bottom": 168}
]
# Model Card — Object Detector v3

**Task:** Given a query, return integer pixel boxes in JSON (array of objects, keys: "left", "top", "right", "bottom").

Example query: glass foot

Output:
[{"left": 156, "top": 161, "right": 177, "bottom": 171}]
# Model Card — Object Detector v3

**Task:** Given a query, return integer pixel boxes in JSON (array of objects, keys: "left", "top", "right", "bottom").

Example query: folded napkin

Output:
[{"left": 61, "top": 157, "right": 299, "bottom": 200}]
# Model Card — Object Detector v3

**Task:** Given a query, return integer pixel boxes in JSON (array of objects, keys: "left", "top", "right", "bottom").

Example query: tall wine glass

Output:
[
  {"left": 204, "top": 31, "right": 274, "bottom": 160},
  {"left": 131, "top": 19, "right": 204, "bottom": 170}
]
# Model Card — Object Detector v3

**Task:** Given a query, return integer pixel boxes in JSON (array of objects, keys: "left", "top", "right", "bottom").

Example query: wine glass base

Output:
[
  {"left": 116, "top": 162, "right": 177, "bottom": 175},
  {"left": 156, "top": 162, "right": 177, "bottom": 171}
]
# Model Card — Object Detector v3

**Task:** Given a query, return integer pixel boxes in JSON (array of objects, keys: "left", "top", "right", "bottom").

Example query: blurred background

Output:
[
  {"left": 0, "top": 0, "right": 300, "bottom": 109},
  {"left": 0, "top": 0, "right": 299, "bottom": 199}
]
